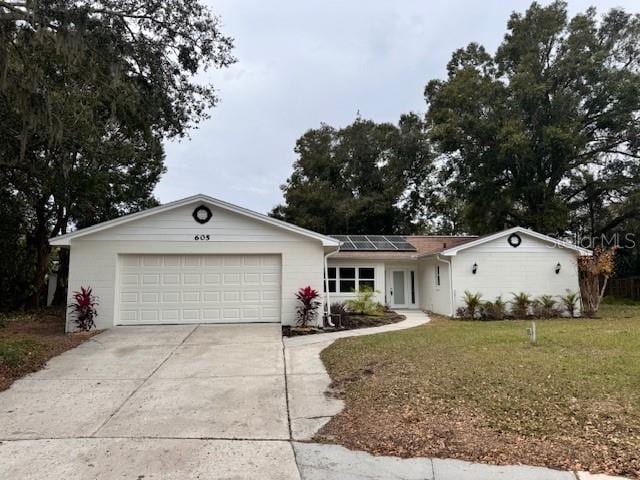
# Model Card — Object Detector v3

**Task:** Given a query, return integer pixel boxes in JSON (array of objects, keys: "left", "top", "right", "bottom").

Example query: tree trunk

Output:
[
  {"left": 28, "top": 234, "right": 51, "bottom": 308},
  {"left": 27, "top": 200, "right": 51, "bottom": 308},
  {"left": 52, "top": 247, "right": 69, "bottom": 306}
]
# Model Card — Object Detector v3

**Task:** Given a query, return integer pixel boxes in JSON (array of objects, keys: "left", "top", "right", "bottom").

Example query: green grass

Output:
[
  {"left": 319, "top": 304, "right": 640, "bottom": 477},
  {"left": 0, "top": 339, "right": 43, "bottom": 369},
  {"left": 602, "top": 296, "right": 640, "bottom": 306}
]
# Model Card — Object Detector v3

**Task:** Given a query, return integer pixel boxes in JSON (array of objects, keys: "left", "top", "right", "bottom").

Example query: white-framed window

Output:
[
  {"left": 435, "top": 265, "right": 441, "bottom": 287},
  {"left": 326, "top": 267, "right": 375, "bottom": 293}
]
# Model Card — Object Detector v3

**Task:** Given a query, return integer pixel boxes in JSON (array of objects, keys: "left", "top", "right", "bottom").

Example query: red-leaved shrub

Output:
[
  {"left": 295, "top": 286, "right": 321, "bottom": 327},
  {"left": 69, "top": 287, "right": 98, "bottom": 331}
]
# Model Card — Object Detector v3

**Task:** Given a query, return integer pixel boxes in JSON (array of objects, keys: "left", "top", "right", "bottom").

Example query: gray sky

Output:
[{"left": 156, "top": 0, "right": 637, "bottom": 214}]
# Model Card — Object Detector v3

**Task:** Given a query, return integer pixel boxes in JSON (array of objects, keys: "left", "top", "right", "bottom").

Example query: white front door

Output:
[{"left": 390, "top": 270, "right": 407, "bottom": 308}]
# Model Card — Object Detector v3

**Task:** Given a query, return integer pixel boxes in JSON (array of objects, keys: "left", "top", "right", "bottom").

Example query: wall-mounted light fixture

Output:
[
  {"left": 472, "top": 262, "right": 478, "bottom": 274},
  {"left": 555, "top": 262, "right": 561, "bottom": 274}
]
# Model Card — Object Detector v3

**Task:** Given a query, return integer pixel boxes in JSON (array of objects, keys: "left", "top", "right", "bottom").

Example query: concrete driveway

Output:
[{"left": 0, "top": 324, "right": 300, "bottom": 479}]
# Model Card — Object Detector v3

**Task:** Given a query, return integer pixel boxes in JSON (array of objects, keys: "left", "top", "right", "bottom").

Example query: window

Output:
[
  {"left": 324, "top": 266, "right": 376, "bottom": 293},
  {"left": 435, "top": 265, "right": 441, "bottom": 287},
  {"left": 339, "top": 267, "right": 356, "bottom": 293},
  {"left": 359, "top": 268, "right": 375, "bottom": 291},
  {"left": 326, "top": 267, "right": 337, "bottom": 293}
]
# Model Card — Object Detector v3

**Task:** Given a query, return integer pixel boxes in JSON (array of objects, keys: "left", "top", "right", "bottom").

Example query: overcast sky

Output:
[{"left": 156, "top": 0, "right": 638, "bottom": 214}]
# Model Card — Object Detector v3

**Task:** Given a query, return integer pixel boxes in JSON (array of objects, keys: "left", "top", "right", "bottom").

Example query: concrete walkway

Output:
[
  {"left": 0, "top": 314, "right": 627, "bottom": 479},
  {"left": 284, "top": 309, "right": 429, "bottom": 439}
]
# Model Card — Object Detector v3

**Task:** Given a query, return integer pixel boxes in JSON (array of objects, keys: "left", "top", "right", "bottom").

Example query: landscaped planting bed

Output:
[
  {"left": 0, "top": 309, "right": 95, "bottom": 391},
  {"left": 318, "top": 303, "right": 640, "bottom": 478},
  {"left": 283, "top": 310, "right": 405, "bottom": 337}
]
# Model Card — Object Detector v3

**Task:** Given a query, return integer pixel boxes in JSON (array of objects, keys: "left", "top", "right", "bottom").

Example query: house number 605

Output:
[{"left": 194, "top": 234, "right": 210, "bottom": 241}]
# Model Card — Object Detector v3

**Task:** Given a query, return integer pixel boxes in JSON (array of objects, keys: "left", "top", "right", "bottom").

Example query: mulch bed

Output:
[
  {"left": 283, "top": 310, "right": 406, "bottom": 337},
  {"left": 0, "top": 308, "right": 96, "bottom": 391}
]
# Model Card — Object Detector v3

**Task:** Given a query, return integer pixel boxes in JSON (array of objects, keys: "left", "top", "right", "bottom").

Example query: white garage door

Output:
[{"left": 117, "top": 254, "right": 281, "bottom": 325}]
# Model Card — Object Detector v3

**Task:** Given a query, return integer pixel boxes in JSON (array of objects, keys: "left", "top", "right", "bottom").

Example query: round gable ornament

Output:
[
  {"left": 508, "top": 233, "right": 522, "bottom": 248},
  {"left": 192, "top": 205, "right": 212, "bottom": 224}
]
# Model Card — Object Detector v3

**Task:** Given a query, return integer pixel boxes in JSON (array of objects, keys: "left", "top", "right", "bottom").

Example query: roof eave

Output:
[
  {"left": 48, "top": 194, "right": 340, "bottom": 247},
  {"left": 438, "top": 226, "right": 592, "bottom": 256}
]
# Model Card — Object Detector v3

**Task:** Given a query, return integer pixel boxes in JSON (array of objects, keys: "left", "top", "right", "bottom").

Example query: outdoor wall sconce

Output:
[
  {"left": 555, "top": 262, "right": 561, "bottom": 274},
  {"left": 472, "top": 262, "right": 478, "bottom": 274}
]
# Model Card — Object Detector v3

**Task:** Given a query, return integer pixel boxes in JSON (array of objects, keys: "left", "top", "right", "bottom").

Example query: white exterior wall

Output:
[
  {"left": 418, "top": 257, "right": 452, "bottom": 316},
  {"left": 326, "top": 259, "right": 386, "bottom": 305},
  {"left": 450, "top": 234, "right": 581, "bottom": 314},
  {"left": 65, "top": 203, "right": 325, "bottom": 330}
]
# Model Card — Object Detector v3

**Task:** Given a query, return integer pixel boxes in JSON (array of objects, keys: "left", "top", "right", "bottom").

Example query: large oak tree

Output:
[
  {"left": 0, "top": 0, "right": 235, "bottom": 307},
  {"left": 271, "top": 114, "right": 436, "bottom": 235},
  {"left": 425, "top": 1, "right": 640, "bottom": 237}
]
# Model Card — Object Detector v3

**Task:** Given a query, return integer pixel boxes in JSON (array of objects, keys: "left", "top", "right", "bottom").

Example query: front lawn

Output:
[
  {"left": 0, "top": 309, "right": 95, "bottom": 391},
  {"left": 318, "top": 304, "right": 640, "bottom": 478}
]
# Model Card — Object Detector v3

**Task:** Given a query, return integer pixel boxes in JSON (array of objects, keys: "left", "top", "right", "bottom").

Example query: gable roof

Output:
[
  {"left": 49, "top": 194, "right": 341, "bottom": 247},
  {"left": 425, "top": 226, "right": 591, "bottom": 257}
]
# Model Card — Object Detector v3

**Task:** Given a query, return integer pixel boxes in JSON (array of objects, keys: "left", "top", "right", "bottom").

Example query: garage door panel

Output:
[
  {"left": 203, "top": 256, "right": 222, "bottom": 267},
  {"left": 202, "top": 291, "right": 221, "bottom": 303},
  {"left": 182, "top": 291, "right": 200, "bottom": 302},
  {"left": 162, "top": 274, "right": 180, "bottom": 285},
  {"left": 163, "top": 256, "right": 181, "bottom": 267},
  {"left": 162, "top": 292, "right": 180, "bottom": 303},
  {"left": 142, "top": 274, "right": 160, "bottom": 286},
  {"left": 203, "top": 274, "right": 221, "bottom": 285},
  {"left": 162, "top": 310, "right": 179, "bottom": 321},
  {"left": 183, "top": 273, "right": 201, "bottom": 285},
  {"left": 223, "top": 273, "right": 241, "bottom": 285},
  {"left": 183, "top": 256, "right": 201, "bottom": 267},
  {"left": 118, "top": 254, "right": 281, "bottom": 325},
  {"left": 142, "top": 255, "right": 162, "bottom": 267}
]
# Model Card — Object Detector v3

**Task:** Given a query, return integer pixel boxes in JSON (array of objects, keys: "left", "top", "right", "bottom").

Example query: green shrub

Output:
[
  {"left": 330, "top": 302, "right": 349, "bottom": 326},
  {"left": 511, "top": 292, "right": 533, "bottom": 318},
  {"left": 460, "top": 291, "right": 483, "bottom": 319},
  {"left": 560, "top": 291, "right": 580, "bottom": 317},
  {"left": 533, "top": 295, "right": 560, "bottom": 318},
  {"left": 481, "top": 296, "right": 507, "bottom": 320},
  {"left": 344, "top": 288, "right": 384, "bottom": 316}
]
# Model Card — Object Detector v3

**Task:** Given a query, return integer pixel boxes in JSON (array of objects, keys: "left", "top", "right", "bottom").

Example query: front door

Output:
[{"left": 390, "top": 270, "right": 407, "bottom": 308}]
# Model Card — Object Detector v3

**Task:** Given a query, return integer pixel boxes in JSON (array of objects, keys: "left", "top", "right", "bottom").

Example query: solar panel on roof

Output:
[
  {"left": 352, "top": 241, "right": 375, "bottom": 249},
  {"left": 329, "top": 235, "right": 416, "bottom": 251},
  {"left": 371, "top": 240, "right": 396, "bottom": 250},
  {"left": 390, "top": 241, "right": 416, "bottom": 251}
]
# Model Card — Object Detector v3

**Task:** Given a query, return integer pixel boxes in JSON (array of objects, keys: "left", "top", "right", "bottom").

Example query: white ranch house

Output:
[{"left": 50, "top": 194, "right": 589, "bottom": 330}]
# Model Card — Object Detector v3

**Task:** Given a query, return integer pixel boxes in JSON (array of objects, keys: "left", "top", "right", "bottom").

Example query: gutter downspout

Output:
[
  {"left": 324, "top": 248, "right": 339, "bottom": 327},
  {"left": 436, "top": 255, "right": 455, "bottom": 317}
]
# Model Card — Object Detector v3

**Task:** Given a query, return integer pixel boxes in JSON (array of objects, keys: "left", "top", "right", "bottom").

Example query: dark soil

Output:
[
  {"left": 283, "top": 310, "right": 406, "bottom": 337},
  {"left": 0, "top": 308, "right": 96, "bottom": 391}
]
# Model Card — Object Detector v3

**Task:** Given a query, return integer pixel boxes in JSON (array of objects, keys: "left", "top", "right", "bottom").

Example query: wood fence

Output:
[{"left": 606, "top": 277, "right": 640, "bottom": 300}]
